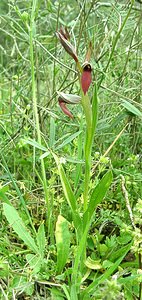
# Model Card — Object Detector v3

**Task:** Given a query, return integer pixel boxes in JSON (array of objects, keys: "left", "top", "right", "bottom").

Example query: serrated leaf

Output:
[
  {"left": 3, "top": 203, "right": 39, "bottom": 254},
  {"left": 55, "top": 215, "right": 70, "bottom": 274}
]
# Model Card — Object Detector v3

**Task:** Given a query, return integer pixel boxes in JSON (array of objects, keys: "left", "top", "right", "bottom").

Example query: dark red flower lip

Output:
[{"left": 81, "top": 61, "right": 92, "bottom": 95}]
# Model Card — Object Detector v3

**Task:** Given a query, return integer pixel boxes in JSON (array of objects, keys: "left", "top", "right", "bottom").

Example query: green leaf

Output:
[
  {"left": 36, "top": 223, "right": 46, "bottom": 257},
  {"left": 40, "top": 131, "right": 82, "bottom": 159},
  {"left": 52, "top": 152, "right": 82, "bottom": 234},
  {"left": 0, "top": 187, "right": 11, "bottom": 205},
  {"left": 55, "top": 215, "right": 70, "bottom": 274},
  {"left": 49, "top": 116, "right": 56, "bottom": 147},
  {"left": 3, "top": 203, "right": 39, "bottom": 254},
  {"left": 83, "top": 171, "right": 113, "bottom": 225},
  {"left": 23, "top": 138, "right": 48, "bottom": 151},
  {"left": 85, "top": 257, "right": 102, "bottom": 270},
  {"left": 55, "top": 131, "right": 82, "bottom": 151},
  {"left": 26, "top": 254, "right": 42, "bottom": 274},
  {"left": 52, "top": 153, "right": 77, "bottom": 211},
  {"left": 122, "top": 100, "right": 142, "bottom": 117},
  {"left": 83, "top": 242, "right": 132, "bottom": 295}
]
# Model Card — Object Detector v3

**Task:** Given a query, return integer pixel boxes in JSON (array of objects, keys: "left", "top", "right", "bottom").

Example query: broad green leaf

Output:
[
  {"left": 36, "top": 223, "right": 46, "bottom": 257},
  {"left": 122, "top": 100, "right": 142, "bottom": 117},
  {"left": 70, "top": 285, "right": 78, "bottom": 300},
  {"left": 55, "top": 215, "right": 70, "bottom": 274},
  {"left": 3, "top": 203, "right": 39, "bottom": 254},
  {"left": 83, "top": 171, "right": 113, "bottom": 226},
  {"left": 118, "top": 274, "right": 142, "bottom": 284},
  {"left": 0, "top": 260, "right": 9, "bottom": 278},
  {"left": 72, "top": 221, "right": 90, "bottom": 285}
]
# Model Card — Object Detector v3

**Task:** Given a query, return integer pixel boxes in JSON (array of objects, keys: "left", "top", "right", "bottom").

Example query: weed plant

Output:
[{"left": 0, "top": 0, "right": 142, "bottom": 299}]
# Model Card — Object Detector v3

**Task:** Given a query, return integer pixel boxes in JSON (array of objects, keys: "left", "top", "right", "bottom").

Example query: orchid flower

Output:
[
  {"left": 81, "top": 62, "right": 92, "bottom": 95},
  {"left": 56, "top": 28, "right": 92, "bottom": 117},
  {"left": 81, "top": 43, "right": 92, "bottom": 95},
  {"left": 58, "top": 92, "right": 81, "bottom": 119}
]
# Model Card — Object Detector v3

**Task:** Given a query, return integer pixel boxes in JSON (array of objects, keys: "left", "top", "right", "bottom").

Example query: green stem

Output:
[
  {"left": 81, "top": 93, "right": 93, "bottom": 211},
  {"left": 30, "top": 0, "right": 49, "bottom": 227}
]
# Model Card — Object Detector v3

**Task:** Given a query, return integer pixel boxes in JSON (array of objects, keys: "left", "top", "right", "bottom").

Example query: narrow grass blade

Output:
[
  {"left": 49, "top": 116, "right": 56, "bottom": 147},
  {"left": 23, "top": 138, "right": 48, "bottom": 151},
  {"left": 122, "top": 100, "right": 142, "bottom": 118},
  {"left": 55, "top": 215, "right": 70, "bottom": 274},
  {"left": 62, "top": 284, "right": 71, "bottom": 300},
  {"left": 3, "top": 203, "right": 39, "bottom": 254}
]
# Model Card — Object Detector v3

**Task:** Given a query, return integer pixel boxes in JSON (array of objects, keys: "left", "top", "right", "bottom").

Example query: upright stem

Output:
[
  {"left": 81, "top": 93, "right": 93, "bottom": 211},
  {"left": 30, "top": 0, "right": 49, "bottom": 226}
]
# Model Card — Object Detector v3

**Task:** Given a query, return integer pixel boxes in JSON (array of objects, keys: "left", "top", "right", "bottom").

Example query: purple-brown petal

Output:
[
  {"left": 56, "top": 31, "right": 78, "bottom": 62},
  {"left": 59, "top": 99, "right": 73, "bottom": 119}
]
